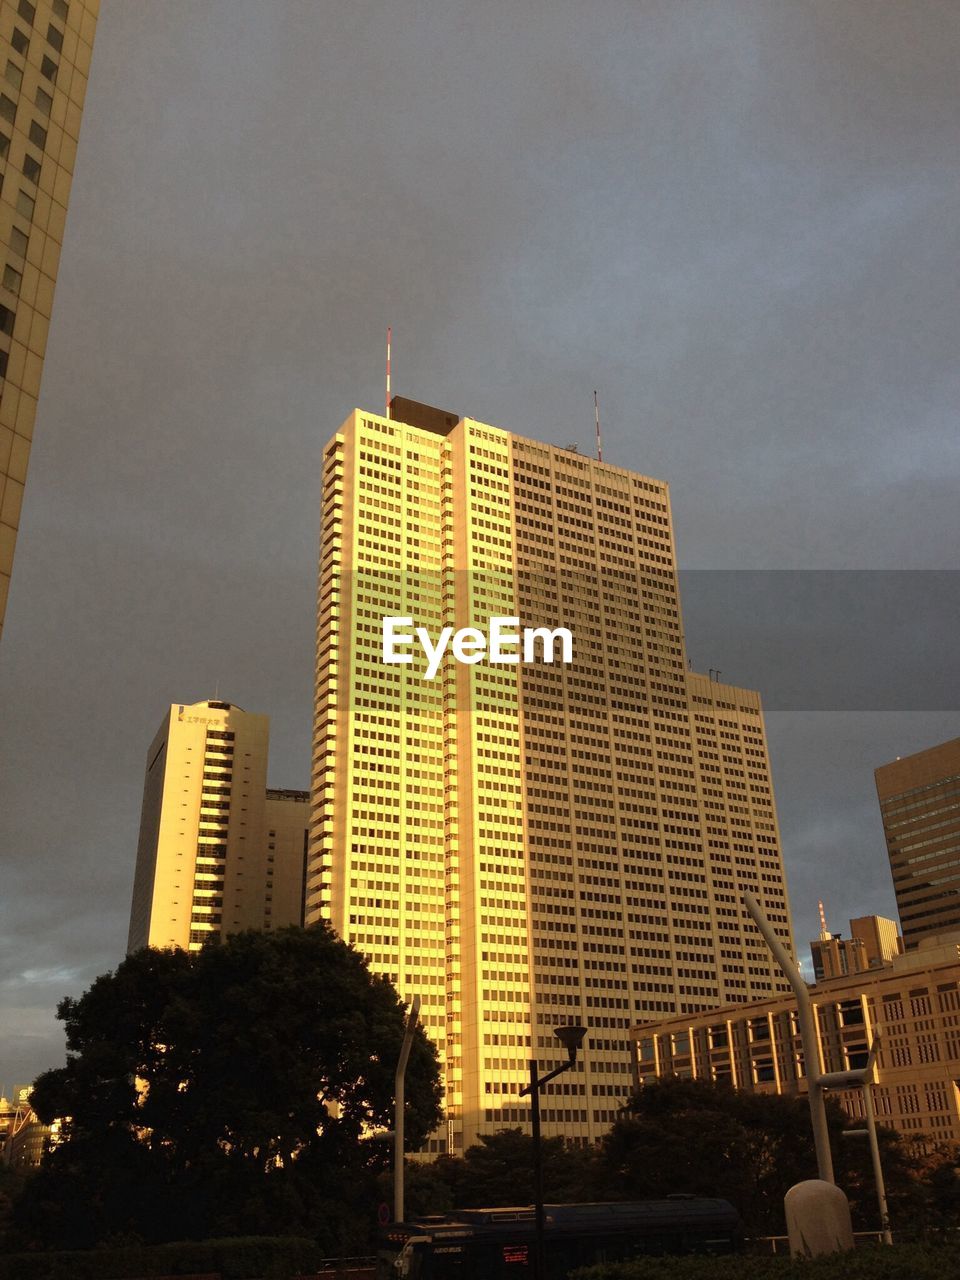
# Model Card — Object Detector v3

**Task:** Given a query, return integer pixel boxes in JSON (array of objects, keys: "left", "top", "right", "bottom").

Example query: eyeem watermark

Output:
[{"left": 382, "top": 616, "right": 573, "bottom": 680}]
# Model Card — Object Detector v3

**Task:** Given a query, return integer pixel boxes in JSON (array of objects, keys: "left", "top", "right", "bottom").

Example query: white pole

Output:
[
  {"left": 861, "top": 1035, "right": 892, "bottom": 1245},
  {"left": 742, "top": 892, "right": 834, "bottom": 1183},
  {"left": 394, "top": 993, "right": 421, "bottom": 1224}
]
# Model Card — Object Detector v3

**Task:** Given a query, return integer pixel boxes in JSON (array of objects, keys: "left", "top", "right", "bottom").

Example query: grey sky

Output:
[{"left": 1, "top": 0, "right": 958, "bottom": 1087}]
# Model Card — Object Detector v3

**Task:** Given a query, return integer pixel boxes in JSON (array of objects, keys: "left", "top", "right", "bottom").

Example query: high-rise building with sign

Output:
[
  {"left": 308, "top": 398, "right": 795, "bottom": 1150},
  {"left": 0, "top": 0, "right": 98, "bottom": 641},
  {"left": 127, "top": 699, "right": 308, "bottom": 953},
  {"left": 876, "top": 737, "right": 960, "bottom": 949}
]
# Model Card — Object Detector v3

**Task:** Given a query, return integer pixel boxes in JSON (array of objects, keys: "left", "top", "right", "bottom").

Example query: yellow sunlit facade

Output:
[
  {"left": 634, "top": 933, "right": 960, "bottom": 1146},
  {"left": 309, "top": 400, "right": 794, "bottom": 1150},
  {"left": 0, "top": 0, "right": 98, "bottom": 641},
  {"left": 128, "top": 700, "right": 307, "bottom": 953}
]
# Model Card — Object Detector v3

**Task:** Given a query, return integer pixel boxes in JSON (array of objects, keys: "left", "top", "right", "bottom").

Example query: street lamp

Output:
[
  {"left": 519, "top": 1024, "right": 587, "bottom": 1280},
  {"left": 394, "top": 994, "right": 421, "bottom": 1225}
]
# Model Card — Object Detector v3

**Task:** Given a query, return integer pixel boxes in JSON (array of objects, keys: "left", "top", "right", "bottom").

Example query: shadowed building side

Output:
[
  {"left": 876, "top": 738, "right": 960, "bottom": 949},
  {"left": 0, "top": 0, "right": 99, "bottom": 642}
]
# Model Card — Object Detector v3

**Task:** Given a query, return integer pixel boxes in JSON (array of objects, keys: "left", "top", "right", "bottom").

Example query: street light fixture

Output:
[
  {"left": 519, "top": 1024, "right": 587, "bottom": 1280},
  {"left": 394, "top": 994, "right": 421, "bottom": 1224}
]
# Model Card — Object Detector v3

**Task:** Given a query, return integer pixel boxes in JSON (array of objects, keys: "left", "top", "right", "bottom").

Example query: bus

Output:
[{"left": 378, "top": 1198, "right": 743, "bottom": 1279}]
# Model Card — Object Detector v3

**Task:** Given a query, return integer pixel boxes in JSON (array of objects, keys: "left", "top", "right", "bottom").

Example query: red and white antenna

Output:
[
  {"left": 594, "top": 390, "right": 603, "bottom": 463},
  {"left": 385, "top": 326, "right": 392, "bottom": 419},
  {"left": 818, "top": 899, "right": 829, "bottom": 940}
]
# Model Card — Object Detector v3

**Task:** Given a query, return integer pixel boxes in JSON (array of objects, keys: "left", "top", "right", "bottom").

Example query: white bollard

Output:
[{"left": 784, "top": 1179, "right": 854, "bottom": 1257}]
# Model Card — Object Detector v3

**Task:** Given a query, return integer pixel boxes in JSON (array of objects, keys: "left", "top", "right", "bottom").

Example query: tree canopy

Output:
[
  {"left": 16, "top": 925, "right": 441, "bottom": 1249},
  {"left": 594, "top": 1075, "right": 926, "bottom": 1236}
]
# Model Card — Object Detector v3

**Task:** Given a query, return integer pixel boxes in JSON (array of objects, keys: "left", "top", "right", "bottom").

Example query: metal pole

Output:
[
  {"left": 520, "top": 1029, "right": 585, "bottom": 1280},
  {"left": 820, "top": 1034, "right": 890, "bottom": 1242},
  {"left": 742, "top": 892, "right": 834, "bottom": 1183},
  {"left": 861, "top": 1054, "right": 892, "bottom": 1244},
  {"left": 394, "top": 993, "right": 421, "bottom": 1225},
  {"left": 530, "top": 1059, "right": 546, "bottom": 1280}
]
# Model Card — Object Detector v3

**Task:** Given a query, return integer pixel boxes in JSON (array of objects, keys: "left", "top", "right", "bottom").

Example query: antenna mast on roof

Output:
[
  {"left": 594, "top": 390, "right": 603, "bottom": 463},
  {"left": 385, "top": 326, "right": 392, "bottom": 419},
  {"left": 818, "top": 899, "right": 829, "bottom": 941}
]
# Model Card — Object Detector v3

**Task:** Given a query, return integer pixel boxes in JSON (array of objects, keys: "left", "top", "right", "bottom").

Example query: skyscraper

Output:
[
  {"left": 128, "top": 699, "right": 308, "bottom": 953},
  {"left": 309, "top": 399, "right": 794, "bottom": 1149},
  {"left": 0, "top": 0, "right": 98, "bottom": 642},
  {"left": 876, "top": 737, "right": 960, "bottom": 949}
]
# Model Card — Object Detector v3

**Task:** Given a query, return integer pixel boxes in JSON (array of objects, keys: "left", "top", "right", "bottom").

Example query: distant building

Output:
[
  {"left": 263, "top": 788, "right": 310, "bottom": 932},
  {"left": 810, "top": 908, "right": 902, "bottom": 982},
  {"left": 634, "top": 932, "right": 960, "bottom": 1145},
  {"left": 811, "top": 932, "right": 867, "bottom": 983},
  {"left": 0, "top": 1084, "right": 59, "bottom": 1169},
  {"left": 850, "top": 914, "right": 903, "bottom": 967},
  {"left": 876, "top": 738, "right": 960, "bottom": 949},
  {"left": 0, "top": 0, "right": 100, "bottom": 643},
  {"left": 127, "top": 700, "right": 308, "bottom": 952}
]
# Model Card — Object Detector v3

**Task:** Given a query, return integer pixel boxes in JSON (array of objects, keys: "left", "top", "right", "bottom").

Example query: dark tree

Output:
[
  {"left": 595, "top": 1076, "right": 833, "bottom": 1234},
  {"left": 16, "top": 926, "right": 441, "bottom": 1250},
  {"left": 379, "top": 1129, "right": 600, "bottom": 1218},
  {"left": 455, "top": 1129, "right": 598, "bottom": 1208}
]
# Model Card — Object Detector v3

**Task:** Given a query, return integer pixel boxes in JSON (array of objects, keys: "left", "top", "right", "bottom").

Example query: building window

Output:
[
  {"left": 0, "top": 133, "right": 9, "bottom": 159},
  {"left": 0, "top": 304, "right": 14, "bottom": 335},
  {"left": 46, "top": 24, "right": 63, "bottom": 53},
  {"left": 9, "top": 228, "right": 27, "bottom": 259},
  {"left": 53, "top": 0, "right": 68, "bottom": 19},
  {"left": 3, "top": 265, "right": 22, "bottom": 295},
  {"left": 0, "top": 350, "right": 8, "bottom": 380},
  {"left": 0, "top": 94, "right": 15, "bottom": 124},
  {"left": 34, "top": 86, "right": 52, "bottom": 116},
  {"left": 22, "top": 153, "right": 40, "bottom": 183},
  {"left": 11, "top": 28, "right": 29, "bottom": 56},
  {"left": 16, "top": 189, "right": 33, "bottom": 220},
  {"left": 28, "top": 119, "right": 45, "bottom": 149},
  {"left": 40, "top": 56, "right": 57, "bottom": 84},
  {"left": 5, "top": 62, "right": 23, "bottom": 91},
  {"left": 17, "top": 0, "right": 35, "bottom": 26}
]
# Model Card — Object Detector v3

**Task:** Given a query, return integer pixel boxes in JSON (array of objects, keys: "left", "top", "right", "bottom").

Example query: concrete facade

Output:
[
  {"left": 127, "top": 700, "right": 307, "bottom": 953},
  {"left": 634, "top": 934, "right": 960, "bottom": 1145},
  {"left": 309, "top": 400, "right": 794, "bottom": 1151},
  {"left": 811, "top": 915, "right": 901, "bottom": 982},
  {"left": 876, "top": 738, "right": 960, "bottom": 949},
  {"left": 0, "top": 0, "right": 98, "bottom": 640}
]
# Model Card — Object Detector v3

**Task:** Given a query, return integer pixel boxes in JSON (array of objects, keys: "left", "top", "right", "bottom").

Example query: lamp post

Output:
[
  {"left": 394, "top": 993, "right": 421, "bottom": 1225},
  {"left": 519, "top": 1024, "right": 587, "bottom": 1280}
]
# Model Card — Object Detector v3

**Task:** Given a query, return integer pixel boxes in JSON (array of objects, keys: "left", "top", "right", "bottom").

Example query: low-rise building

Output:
[{"left": 633, "top": 931, "right": 960, "bottom": 1144}]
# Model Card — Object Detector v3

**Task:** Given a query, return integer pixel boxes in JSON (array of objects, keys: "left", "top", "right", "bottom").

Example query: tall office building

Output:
[
  {"left": 128, "top": 699, "right": 308, "bottom": 953},
  {"left": 876, "top": 737, "right": 960, "bottom": 949},
  {"left": 0, "top": 0, "right": 98, "bottom": 641},
  {"left": 309, "top": 399, "right": 794, "bottom": 1149}
]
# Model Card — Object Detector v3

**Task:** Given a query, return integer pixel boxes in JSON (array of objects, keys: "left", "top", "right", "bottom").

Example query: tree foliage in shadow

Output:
[{"left": 12, "top": 925, "right": 441, "bottom": 1251}]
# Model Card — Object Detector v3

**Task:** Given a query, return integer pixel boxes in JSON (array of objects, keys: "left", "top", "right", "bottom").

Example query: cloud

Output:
[{"left": 2, "top": 0, "right": 959, "bottom": 1083}]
